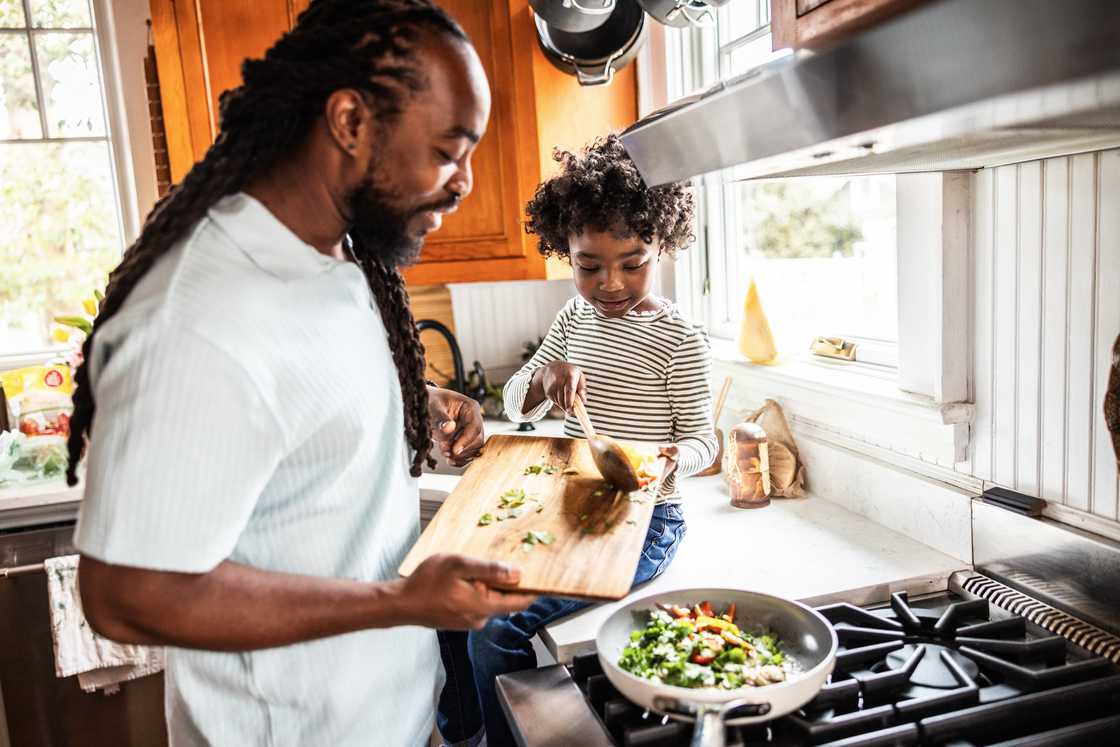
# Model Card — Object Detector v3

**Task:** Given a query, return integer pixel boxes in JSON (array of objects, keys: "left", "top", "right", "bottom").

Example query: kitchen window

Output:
[
  {"left": 652, "top": 3, "right": 971, "bottom": 467},
  {"left": 670, "top": 2, "right": 900, "bottom": 369},
  {"left": 0, "top": 0, "right": 127, "bottom": 362}
]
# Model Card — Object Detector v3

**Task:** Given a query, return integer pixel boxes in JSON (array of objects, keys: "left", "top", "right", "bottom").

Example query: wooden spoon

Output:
[{"left": 571, "top": 399, "right": 641, "bottom": 493}]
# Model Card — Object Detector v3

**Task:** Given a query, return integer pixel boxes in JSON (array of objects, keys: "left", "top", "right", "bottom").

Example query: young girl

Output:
[{"left": 437, "top": 134, "right": 717, "bottom": 747}]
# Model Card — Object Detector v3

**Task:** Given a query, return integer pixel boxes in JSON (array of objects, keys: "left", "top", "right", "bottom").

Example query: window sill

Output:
[
  {"left": 710, "top": 338, "right": 974, "bottom": 467},
  {"left": 0, "top": 347, "right": 69, "bottom": 372}
]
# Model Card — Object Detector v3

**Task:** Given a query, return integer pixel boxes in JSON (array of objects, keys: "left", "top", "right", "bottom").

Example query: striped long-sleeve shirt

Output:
[{"left": 504, "top": 297, "right": 717, "bottom": 502}]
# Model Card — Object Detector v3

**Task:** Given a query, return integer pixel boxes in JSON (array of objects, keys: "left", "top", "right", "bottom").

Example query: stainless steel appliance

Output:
[
  {"left": 0, "top": 522, "right": 166, "bottom": 746},
  {"left": 497, "top": 501, "right": 1120, "bottom": 745},
  {"left": 620, "top": 0, "right": 1120, "bottom": 184}
]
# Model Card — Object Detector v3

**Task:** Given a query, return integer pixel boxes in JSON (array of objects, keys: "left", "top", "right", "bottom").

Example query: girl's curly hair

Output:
[{"left": 524, "top": 134, "right": 695, "bottom": 258}]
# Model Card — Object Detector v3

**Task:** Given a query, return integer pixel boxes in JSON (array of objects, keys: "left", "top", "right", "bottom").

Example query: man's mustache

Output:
[{"left": 409, "top": 194, "right": 461, "bottom": 217}]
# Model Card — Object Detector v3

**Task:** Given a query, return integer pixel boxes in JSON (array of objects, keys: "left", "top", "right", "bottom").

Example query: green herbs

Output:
[
  {"left": 520, "top": 530, "right": 555, "bottom": 552},
  {"left": 524, "top": 462, "right": 560, "bottom": 475},
  {"left": 475, "top": 488, "right": 541, "bottom": 523},
  {"left": 478, "top": 487, "right": 547, "bottom": 533},
  {"left": 617, "top": 605, "right": 791, "bottom": 690},
  {"left": 499, "top": 488, "right": 527, "bottom": 508}
]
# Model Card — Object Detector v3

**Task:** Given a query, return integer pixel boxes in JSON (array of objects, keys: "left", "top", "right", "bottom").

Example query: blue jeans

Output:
[{"left": 436, "top": 502, "right": 686, "bottom": 747}]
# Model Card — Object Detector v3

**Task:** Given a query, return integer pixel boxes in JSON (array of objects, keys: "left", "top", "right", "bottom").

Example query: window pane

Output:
[
  {"left": 721, "top": 0, "right": 766, "bottom": 44},
  {"left": 29, "top": 0, "right": 91, "bottom": 28},
  {"left": 725, "top": 33, "right": 784, "bottom": 77},
  {"left": 33, "top": 31, "right": 105, "bottom": 137},
  {"left": 0, "top": 34, "right": 42, "bottom": 138},
  {"left": 725, "top": 176, "right": 898, "bottom": 350},
  {"left": 0, "top": 0, "right": 27, "bottom": 26},
  {"left": 0, "top": 141, "right": 122, "bottom": 352}
]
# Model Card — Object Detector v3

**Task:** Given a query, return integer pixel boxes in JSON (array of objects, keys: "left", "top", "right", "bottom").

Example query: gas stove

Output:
[{"left": 497, "top": 575, "right": 1120, "bottom": 746}]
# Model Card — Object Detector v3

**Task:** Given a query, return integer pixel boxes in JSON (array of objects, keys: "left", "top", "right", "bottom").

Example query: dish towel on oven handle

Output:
[{"left": 44, "top": 555, "right": 165, "bottom": 694}]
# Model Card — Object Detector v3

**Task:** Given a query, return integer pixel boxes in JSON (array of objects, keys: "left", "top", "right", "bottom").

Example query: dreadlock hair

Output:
[{"left": 65, "top": 0, "right": 467, "bottom": 485}]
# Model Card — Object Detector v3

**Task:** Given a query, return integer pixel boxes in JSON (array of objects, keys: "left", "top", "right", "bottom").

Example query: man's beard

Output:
[{"left": 345, "top": 177, "right": 459, "bottom": 269}]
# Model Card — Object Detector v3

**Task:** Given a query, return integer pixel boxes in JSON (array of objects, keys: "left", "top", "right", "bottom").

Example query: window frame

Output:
[{"left": 0, "top": 0, "right": 156, "bottom": 368}]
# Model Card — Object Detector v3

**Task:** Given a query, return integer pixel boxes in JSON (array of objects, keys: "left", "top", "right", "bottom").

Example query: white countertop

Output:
[
  {"left": 538, "top": 474, "right": 970, "bottom": 663},
  {"left": 0, "top": 478, "right": 83, "bottom": 529}
]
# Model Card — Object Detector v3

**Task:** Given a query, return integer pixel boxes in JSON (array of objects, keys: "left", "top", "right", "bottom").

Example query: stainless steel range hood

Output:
[{"left": 621, "top": 0, "right": 1120, "bottom": 185}]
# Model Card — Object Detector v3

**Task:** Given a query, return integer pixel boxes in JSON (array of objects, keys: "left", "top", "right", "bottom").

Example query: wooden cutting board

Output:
[{"left": 400, "top": 435, "right": 658, "bottom": 601}]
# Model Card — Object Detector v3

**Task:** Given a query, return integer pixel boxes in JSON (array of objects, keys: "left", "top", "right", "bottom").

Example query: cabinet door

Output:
[
  {"left": 150, "top": 0, "right": 303, "bottom": 178},
  {"left": 151, "top": 0, "right": 547, "bottom": 284},
  {"left": 771, "top": 0, "right": 928, "bottom": 49},
  {"left": 405, "top": 0, "right": 546, "bottom": 284}
]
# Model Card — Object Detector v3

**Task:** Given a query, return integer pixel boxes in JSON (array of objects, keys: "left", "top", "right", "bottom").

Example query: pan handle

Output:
[
  {"left": 688, "top": 699, "right": 772, "bottom": 747},
  {"left": 689, "top": 705, "right": 724, "bottom": 747},
  {"left": 570, "top": 0, "right": 615, "bottom": 14},
  {"left": 574, "top": 48, "right": 620, "bottom": 86}
]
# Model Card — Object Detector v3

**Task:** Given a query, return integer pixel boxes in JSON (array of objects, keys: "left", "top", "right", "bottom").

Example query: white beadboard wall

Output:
[
  {"left": 969, "top": 148, "right": 1120, "bottom": 523},
  {"left": 448, "top": 279, "right": 576, "bottom": 379}
]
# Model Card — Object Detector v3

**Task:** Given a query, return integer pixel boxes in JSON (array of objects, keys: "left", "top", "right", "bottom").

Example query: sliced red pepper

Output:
[
  {"left": 690, "top": 651, "right": 715, "bottom": 665},
  {"left": 727, "top": 602, "right": 736, "bottom": 621},
  {"left": 700, "top": 601, "right": 714, "bottom": 617}
]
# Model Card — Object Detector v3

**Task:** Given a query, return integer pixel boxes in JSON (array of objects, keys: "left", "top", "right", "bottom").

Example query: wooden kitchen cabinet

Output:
[
  {"left": 769, "top": 0, "right": 930, "bottom": 50},
  {"left": 149, "top": 0, "right": 637, "bottom": 285}
]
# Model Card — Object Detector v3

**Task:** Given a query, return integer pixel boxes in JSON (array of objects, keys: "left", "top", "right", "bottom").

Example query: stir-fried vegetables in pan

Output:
[{"left": 618, "top": 601, "right": 790, "bottom": 690}]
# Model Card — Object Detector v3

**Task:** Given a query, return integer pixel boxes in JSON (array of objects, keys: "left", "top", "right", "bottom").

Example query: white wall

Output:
[
  {"left": 448, "top": 279, "right": 575, "bottom": 380},
  {"left": 968, "top": 149, "right": 1120, "bottom": 523}
]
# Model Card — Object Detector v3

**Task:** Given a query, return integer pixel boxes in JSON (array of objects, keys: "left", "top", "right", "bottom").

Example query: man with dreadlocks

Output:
[{"left": 68, "top": 2, "right": 535, "bottom": 744}]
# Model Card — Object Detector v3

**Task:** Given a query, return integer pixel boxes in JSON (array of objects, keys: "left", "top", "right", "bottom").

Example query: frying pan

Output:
[
  {"left": 534, "top": 0, "right": 646, "bottom": 86},
  {"left": 596, "top": 588, "right": 838, "bottom": 747}
]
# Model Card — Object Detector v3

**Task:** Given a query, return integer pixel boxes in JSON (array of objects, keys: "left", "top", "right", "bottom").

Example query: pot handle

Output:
[
  {"left": 570, "top": 0, "right": 615, "bottom": 15},
  {"left": 575, "top": 49, "right": 619, "bottom": 86}
]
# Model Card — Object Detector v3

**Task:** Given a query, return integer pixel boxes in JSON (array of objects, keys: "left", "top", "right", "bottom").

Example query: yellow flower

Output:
[
  {"left": 82, "top": 298, "right": 98, "bottom": 317},
  {"left": 52, "top": 326, "right": 71, "bottom": 343}
]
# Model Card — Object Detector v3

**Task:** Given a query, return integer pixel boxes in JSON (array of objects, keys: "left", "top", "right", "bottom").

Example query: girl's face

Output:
[{"left": 569, "top": 227, "right": 661, "bottom": 318}]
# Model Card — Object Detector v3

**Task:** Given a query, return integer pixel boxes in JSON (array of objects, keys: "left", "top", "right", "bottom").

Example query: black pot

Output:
[
  {"left": 534, "top": 0, "right": 646, "bottom": 86},
  {"left": 637, "top": 0, "right": 715, "bottom": 28},
  {"left": 529, "top": 0, "right": 615, "bottom": 34}
]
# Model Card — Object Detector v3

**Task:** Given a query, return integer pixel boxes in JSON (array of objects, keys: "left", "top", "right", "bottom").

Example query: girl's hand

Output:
[
  {"left": 538, "top": 362, "right": 587, "bottom": 413},
  {"left": 657, "top": 444, "right": 680, "bottom": 482}
]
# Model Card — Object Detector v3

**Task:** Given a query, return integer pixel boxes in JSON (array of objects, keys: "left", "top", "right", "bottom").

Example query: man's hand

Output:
[
  {"left": 657, "top": 444, "right": 680, "bottom": 483},
  {"left": 536, "top": 362, "right": 587, "bottom": 413},
  {"left": 392, "top": 554, "right": 537, "bottom": 630},
  {"left": 428, "top": 386, "right": 484, "bottom": 466}
]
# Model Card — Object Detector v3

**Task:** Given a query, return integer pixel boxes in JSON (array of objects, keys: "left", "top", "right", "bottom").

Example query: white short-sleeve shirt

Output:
[{"left": 75, "top": 193, "right": 441, "bottom": 746}]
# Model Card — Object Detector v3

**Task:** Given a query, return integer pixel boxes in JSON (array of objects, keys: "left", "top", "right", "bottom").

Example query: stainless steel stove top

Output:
[{"left": 496, "top": 580, "right": 1120, "bottom": 747}]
